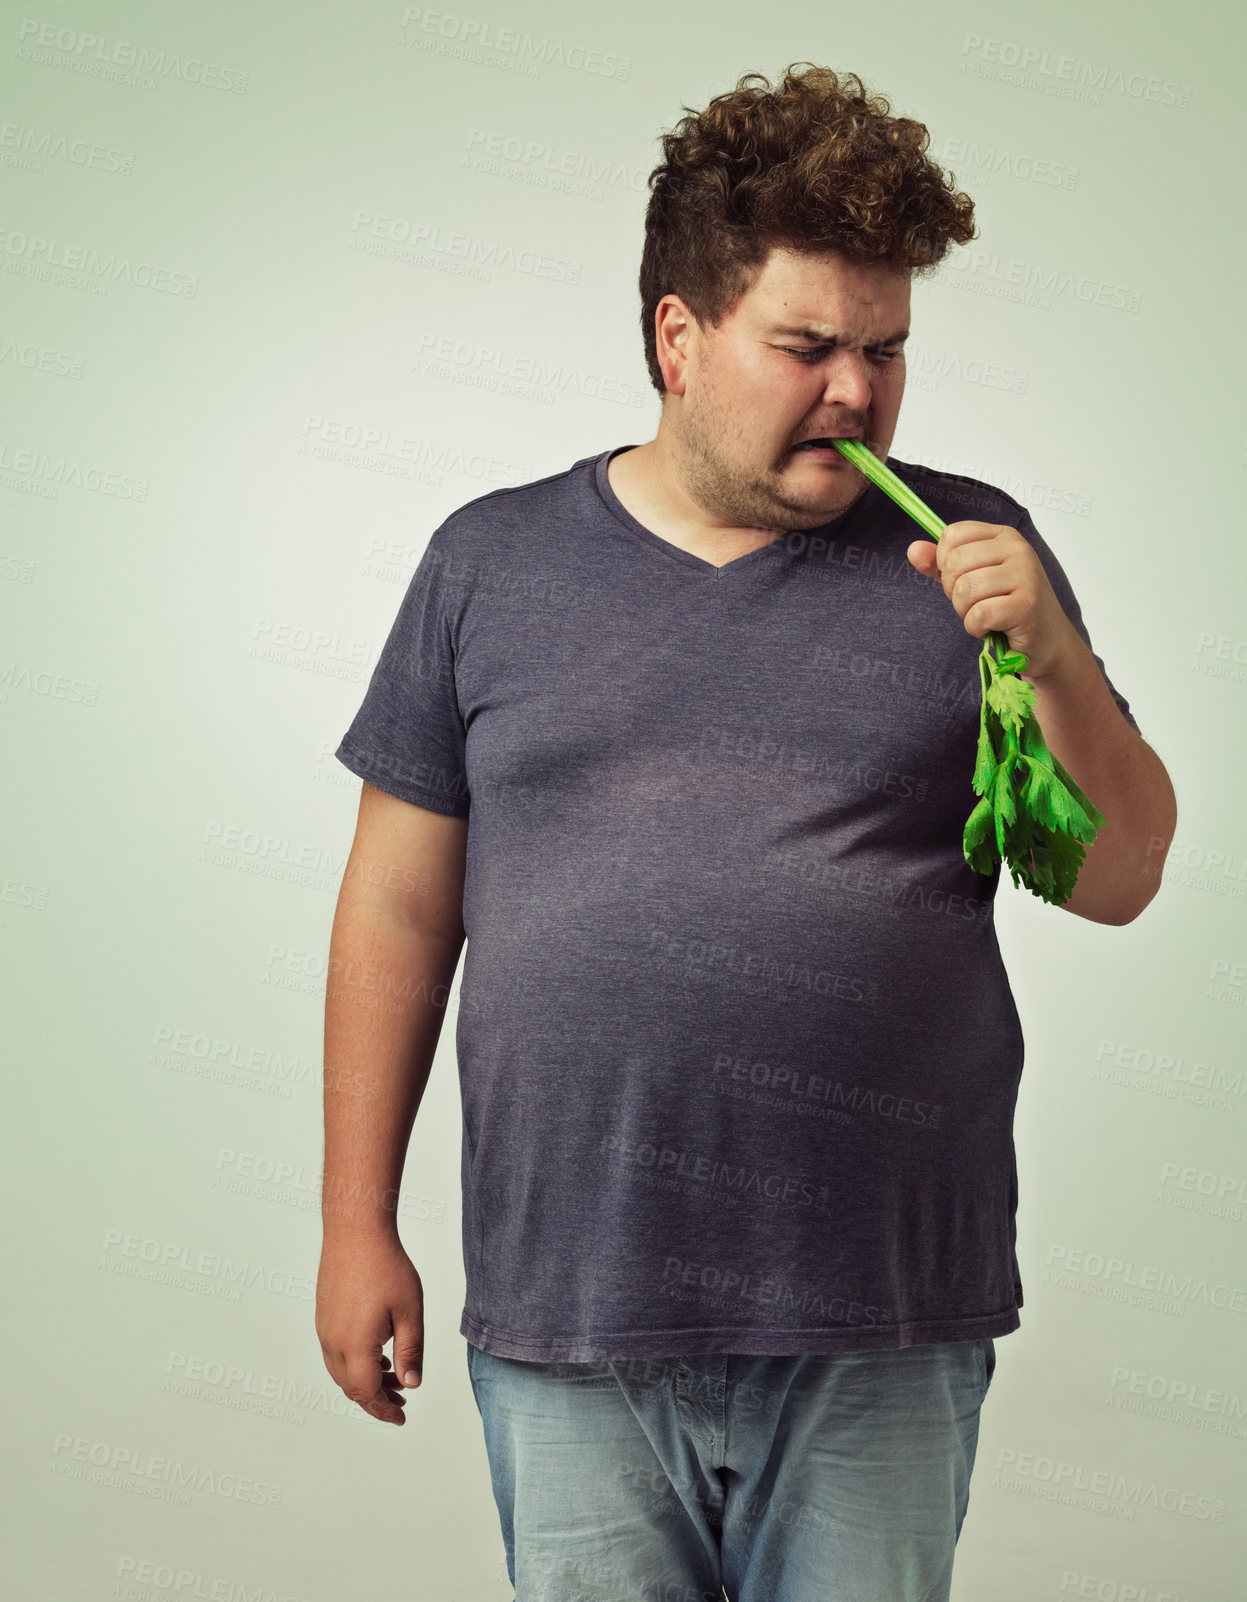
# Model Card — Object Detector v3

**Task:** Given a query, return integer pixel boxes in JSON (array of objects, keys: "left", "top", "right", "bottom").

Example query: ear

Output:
[{"left": 654, "top": 296, "right": 692, "bottom": 396}]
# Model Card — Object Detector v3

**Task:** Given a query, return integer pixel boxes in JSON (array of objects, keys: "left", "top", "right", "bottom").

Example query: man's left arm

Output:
[{"left": 907, "top": 522, "right": 1178, "bottom": 926}]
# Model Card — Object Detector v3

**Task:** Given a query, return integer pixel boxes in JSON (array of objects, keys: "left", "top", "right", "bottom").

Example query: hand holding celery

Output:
[{"left": 830, "top": 436, "right": 1104, "bottom": 907}]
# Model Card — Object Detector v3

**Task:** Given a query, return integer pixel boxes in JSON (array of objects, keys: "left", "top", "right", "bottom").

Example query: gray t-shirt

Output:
[{"left": 336, "top": 444, "right": 1141, "bottom": 1362}]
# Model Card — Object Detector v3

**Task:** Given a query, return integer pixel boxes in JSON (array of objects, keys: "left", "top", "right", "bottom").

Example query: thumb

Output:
[
  {"left": 394, "top": 1319, "right": 424, "bottom": 1389},
  {"left": 907, "top": 538, "right": 938, "bottom": 577}
]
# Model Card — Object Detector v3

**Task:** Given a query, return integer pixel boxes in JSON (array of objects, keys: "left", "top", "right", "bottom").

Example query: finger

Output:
[
  {"left": 906, "top": 539, "right": 937, "bottom": 574},
  {"left": 950, "top": 563, "right": 1016, "bottom": 616},
  {"left": 941, "top": 519, "right": 1006, "bottom": 548},
  {"left": 939, "top": 545, "right": 1012, "bottom": 600},
  {"left": 394, "top": 1318, "right": 424, "bottom": 1389},
  {"left": 367, "top": 1398, "right": 405, "bottom": 1424},
  {"left": 342, "top": 1352, "right": 403, "bottom": 1423},
  {"left": 366, "top": 1387, "right": 406, "bottom": 1423}
]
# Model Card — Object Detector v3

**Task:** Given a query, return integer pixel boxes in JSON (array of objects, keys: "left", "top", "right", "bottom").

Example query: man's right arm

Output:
[{"left": 316, "top": 780, "right": 468, "bottom": 1423}]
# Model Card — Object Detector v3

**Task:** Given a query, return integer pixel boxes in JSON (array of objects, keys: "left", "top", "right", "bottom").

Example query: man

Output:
[{"left": 316, "top": 63, "right": 1176, "bottom": 1602}]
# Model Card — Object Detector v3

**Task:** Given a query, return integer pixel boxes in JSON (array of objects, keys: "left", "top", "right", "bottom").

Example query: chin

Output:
[{"left": 769, "top": 484, "right": 858, "bottom": 525}]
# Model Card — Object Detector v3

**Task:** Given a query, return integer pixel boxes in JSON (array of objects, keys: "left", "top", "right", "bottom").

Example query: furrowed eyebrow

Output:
[{"left": 771, "top": 326, "right": 910, "bottom": 348}]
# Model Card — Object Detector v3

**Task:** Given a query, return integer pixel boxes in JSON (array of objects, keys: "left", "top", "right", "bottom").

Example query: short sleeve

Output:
[
  {"left": 1013, "top": 505, "right": 1143, "bottom": 740},
  {"left": 335, "top": 528, "right": 470, "bottom": 817}
]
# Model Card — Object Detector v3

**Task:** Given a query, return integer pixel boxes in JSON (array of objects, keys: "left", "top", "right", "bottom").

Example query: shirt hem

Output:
[{"left": 460, "top": 1303, "right": 1021, "bottom": 1362}]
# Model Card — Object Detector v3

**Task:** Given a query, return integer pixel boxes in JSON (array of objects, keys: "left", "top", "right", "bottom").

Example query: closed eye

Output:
[{"left": 781, "top": 346, "right": 903, "bottom": 364}]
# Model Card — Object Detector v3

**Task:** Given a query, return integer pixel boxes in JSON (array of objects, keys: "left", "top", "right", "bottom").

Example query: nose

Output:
[{"left": 818, "top": 348, "right": 876, "bottom": 413}]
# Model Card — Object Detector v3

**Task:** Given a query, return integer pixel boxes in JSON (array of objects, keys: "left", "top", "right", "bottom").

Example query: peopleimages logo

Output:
[
  {"left": 710, "top": 1050, "right": 944, "bottom": 1128},
  {"left": 99, "top": 1227, "right": 318, "bottom": 1303},
  {"left": 959, "top": 33, "right": 1192, "bottom": 109},
  {"left": 991, "top": 1446, "right": 1223, "bottom": 1522},
  {"left": 400, "top": 7, "right": 632, "bottom": 80},
  {"left": 1192, "top": 628, "right": 1247, "bottom": 685},
  {"left": 929, "top": 133, "right": 1079, "bottom": 191},
  {"left": 0, "top": 334, "right": 86, "bottom": 378},
  {"left": 0, "top": 118, "right": 135, "bottom": 175},
  {"left": 0, "top": 436, "right": 148, "bottom": 497},
  {"left": 660, "top": 1256, "right": 889, "bottom": 1329},
  {"left": 413, "top": 329, "right": 647, "bottom": 407},
  {"left": 463, "top": 127, "right": 649, "bottom": 195},
  {"left": 602, "top": 1134, "right": 828, "bottom": 1211},
  {"left": 1092, "top": 1037, "right": 1241, "bottom": 1109},
  {"left": 1044, "top": 1242, "right": 1247, "bottom": 1316},
  {"left": 348, "top": 209, "right": 583, "bottom": 285},
  {"left": 0, "top": 224, "right": 198, "bottom": 297},
  {"left": 644, "top": 923, "right": 876, "bottom": 1004},
  {"left": 1105, "top": 1363, "right": 1247, "bottom": 1440},
  {"left": 0, "top": 661, "right": 99, "bottom": 705},
  {"left": 115, "top": 1555, "right": 312, "bottom": 1600},
  {"left": 698, "top": 722, "right": 929, "bottom": 805},
  {"left": 50, "top": 1433, "right": 281, "bottom": 1508},
  {"left": 762, "top": 845, "right": 993, "bottom": 929},
  {"left": 952, "top": 249, "right": 1141, "bottom": 313},
  {"left": 906, "top": 342, "right": 1030, "bottom": 390},
  {"left": 913, "top": 456, "right": 1093, "bottom": 519},
  {"left": 15, "top": 18, "right": 249, "bottom": 92}
]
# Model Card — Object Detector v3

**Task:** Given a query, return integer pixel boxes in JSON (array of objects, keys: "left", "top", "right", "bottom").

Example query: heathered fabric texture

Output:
[{"left": 336, "top": 444, "right": 1141, "bottom": 1362}]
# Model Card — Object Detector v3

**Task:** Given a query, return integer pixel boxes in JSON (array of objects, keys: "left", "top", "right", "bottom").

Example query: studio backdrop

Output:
[{"left": 3, "top": 0, "right": 1243, "bottom": 1598}]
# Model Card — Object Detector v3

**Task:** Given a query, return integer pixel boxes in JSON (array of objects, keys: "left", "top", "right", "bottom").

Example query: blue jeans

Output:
[{"left": 466, "top": 1336, "right": 996, "bottom": 1602}]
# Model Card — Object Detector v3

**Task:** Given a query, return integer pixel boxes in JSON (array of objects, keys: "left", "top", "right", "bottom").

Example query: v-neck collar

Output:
[{"left": 592, "top": 445, "right": 860, "bottom": 579}]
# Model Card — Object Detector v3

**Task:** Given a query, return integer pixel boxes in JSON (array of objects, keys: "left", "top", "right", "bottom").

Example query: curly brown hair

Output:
[{"left": 638, "top": 63, "right": 978, "bottom": 396}]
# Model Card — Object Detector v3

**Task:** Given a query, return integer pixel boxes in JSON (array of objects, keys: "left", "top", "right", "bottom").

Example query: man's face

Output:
[{"left": 662, "top": 245, "right": 911, "bottom": 532}]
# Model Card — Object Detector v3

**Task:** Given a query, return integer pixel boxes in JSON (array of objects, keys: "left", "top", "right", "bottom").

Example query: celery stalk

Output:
[{"left": 830, "top": 436, "right": 1104, "bottom": 906}]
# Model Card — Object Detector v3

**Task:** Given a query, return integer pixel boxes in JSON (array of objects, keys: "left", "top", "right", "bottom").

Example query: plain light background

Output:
[{"left": 3, "top": 0, "right": 1245, "bottom": 1597}]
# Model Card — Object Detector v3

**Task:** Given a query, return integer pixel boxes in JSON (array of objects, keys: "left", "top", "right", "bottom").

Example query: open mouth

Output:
[{"left": 791, "top": 437, "right": 855, "bottom": 456}]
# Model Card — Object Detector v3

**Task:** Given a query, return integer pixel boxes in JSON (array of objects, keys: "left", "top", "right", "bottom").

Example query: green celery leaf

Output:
[
  {"left": 1019, "top": 757, "right": 1065, "bottom": 831},
  {"left": 986, "top": 671, "right": 1036, "bottom": 735},
  {"left": 1052, "top": 755, "right": 1107, "bottom": 834},
  {"left": 993, "top": 794, "right": 1011, "bottom": 860},
  {"left": 1019, "top": 713, "right": 1053, "bottom": 765},
  {"left": 972, "top": 710, "right": 999, "bottom": 794},
  {"left": 960, "top": 632, "right": 1103, "bottom": 905},
  {"left": 1046, "top": 780, "right": 1095, "bottom": 841},
  {"left": 992, "top": 759, "right": 1018, "bottom": 829},
  {"left": 963, "top": 796, "right": 998, "bottom": 875}
]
